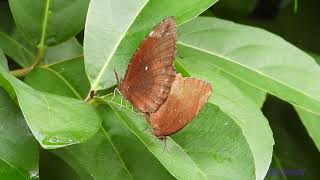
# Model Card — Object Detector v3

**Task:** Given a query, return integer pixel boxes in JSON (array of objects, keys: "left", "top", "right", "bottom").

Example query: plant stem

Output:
[
  {"left": 10, "top": 66, "right": 33, "bottom": 77},
  {"left": 84, "top": 90, "right": 95, "bottom": 102},
  {"left": 10, "top": 0, "right": 50, "bottom": 77},
  {"left": 10, "top": 45, "right": 46, "bottom": 77},
  {"left": 34, "top": 0, "right": 50, "bottom": 66},
  {"left": 294, "top": 0, "right": 298, "bottom": 13}
]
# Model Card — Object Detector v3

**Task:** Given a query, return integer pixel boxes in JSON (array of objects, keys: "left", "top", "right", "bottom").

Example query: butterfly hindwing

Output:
[{"left": 149, "top": 74, "right": 212, "bottom": 137}]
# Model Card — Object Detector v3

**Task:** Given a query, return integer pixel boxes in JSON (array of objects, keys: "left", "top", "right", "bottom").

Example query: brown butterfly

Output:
[{"left": 116, "top": 17, "right": 212, "bottom": 138}]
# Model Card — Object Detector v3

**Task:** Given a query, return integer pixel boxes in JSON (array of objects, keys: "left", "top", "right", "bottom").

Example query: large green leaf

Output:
[
  {"left": 24, "top": 67, "right": 82, "bottom": 100},
  {"left": 25, "top": 57, "right": 90, "bottom": 99},
  {"left": 0, "top": 32, "right": 35, "bottom": 67},
  {"left": 224, "top": 74, "right": 266, "bottom": 108},
  {"left": 8, "top": 0, "right": 89, "bottom": 46},
  {"left": 176, "top": 58, "right": 273, "bottom": 179},
  {"left": 0, "top": 66, "right": 101, "bottom": 149},
  {"left": 295, "top": 107, "right": 320, "bottom": 151},
  {"left": 0, "top": 2, "right": 35, "bottom": 67},
  {"left": 84, "top": 0, "right": 219, "bottom": 91},
  {"left": 293, "top": 53, "right": 320, "bottom": 151},
  {"left": 0, "top": 88, "right": 39, "bottom": 180},
  {"left": 177, "top": 17, "right": 320, "bottom": 117},
  {"left": 102, "top": 96, "right": 256, "bottom": 179}
]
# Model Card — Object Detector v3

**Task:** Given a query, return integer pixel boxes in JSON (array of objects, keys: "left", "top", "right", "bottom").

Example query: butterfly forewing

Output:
[
  {"left": 149, "top": 74, "right": 212, "bottom": 137},
  {"left": 120, "top": 17, "right": 176, "bottom": 113}
]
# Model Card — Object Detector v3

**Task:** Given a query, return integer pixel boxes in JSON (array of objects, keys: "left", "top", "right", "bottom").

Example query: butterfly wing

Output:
[
  {"left": 120, "top": 17, "right": 176, "bottom": 113},
  {"left": 149, "top": 74, "right": 212, "bottom": 137}
]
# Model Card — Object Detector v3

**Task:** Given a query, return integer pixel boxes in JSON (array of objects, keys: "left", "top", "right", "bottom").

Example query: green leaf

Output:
[
  {"left": 102, "top": 95, "right": 255, "bottom": 180},
  {"left": 177, "top": 17, "right": 320, "bottom": 117},
  {"left": 0, "top": 49, "right": 8, "bottom": 71},
  {"left": 8, "top": 0, "right": 90, "bottom": 46},
  {"left": 224, "top": 74, "right": 266, "bottom": 108},
  {"left": 0, "top": 66, "right": 101, "bottom": 149},
  {"left": 24, "top": 67, "right": 82, "bottom": 99},
  {"left": 0, "top": 32, "right": 35, "bottom": 67},
  {"left": 25, "top": 60, "right": 175, "bottom": 179},
  {"left": 177, "top": 60, "right": 266, "bottom": 108},
  {"left": 0, "top": 2, "right": 35, "bottom": 67},
  {"left": 263, "top": 96, "right": 320, "bottom": 179},
  {"left": 44, "top": 38, "right": 83, "bottom": 65},
  {"left": 84, "top": 0, "right": 219, "bottom": 91},
  {"left": 292, "top": 52, "right": 320, "bottom": 151},
  {"left": 25, "top": 57, "right": 90, "bottom": 99},
  {"left": 295, "top": 107, "right": 320, "bottom": 151},
  {"left": 176, "top": 58, "right": 273, "bottom": 179},
  {"left": 0, "top": 88, "right": 39, "bottom": 180}
]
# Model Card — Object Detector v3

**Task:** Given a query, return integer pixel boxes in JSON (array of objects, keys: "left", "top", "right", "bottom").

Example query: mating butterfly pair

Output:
[{"left": 117, "top": 17, "right": 212, "bottom": 138}]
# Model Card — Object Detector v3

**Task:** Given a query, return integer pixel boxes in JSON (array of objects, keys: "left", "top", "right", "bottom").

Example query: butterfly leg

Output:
[
  {"left": 111, "top": 88, "right": 117, "bottom": 101},
  {"left": 161, "top": 138, "right": 168, "bottom": 153},
  {"left": 145, "top": 130, "right": 158, "bottom": 145},
  {"left": 117, "top": 96, "right": 124, "bottom": 110},
  {"left": 125, "top": 100, "right": 131, "bottom": 110},
  {"left": 142, "top": 125, "right": 151, "bottom": 132},
  {"left": 142, "top": 126, "right": 148, "bottom": 131}
]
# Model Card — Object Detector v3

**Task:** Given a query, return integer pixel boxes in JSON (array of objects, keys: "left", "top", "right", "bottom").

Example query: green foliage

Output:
[
  {"left": 8, "top": 0, "right": 89, "bottom": 46},
  {"left": 0, "top": 0, "right": 319, "bottom": 179}
]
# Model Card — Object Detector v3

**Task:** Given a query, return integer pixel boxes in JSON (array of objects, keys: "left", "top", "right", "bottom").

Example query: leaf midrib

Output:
[
  {"left": 41, "top": 67, "right": 82, "bottom": 99},
  {"left": 100, "top": 127, "right": 133, "bottom": 179}
]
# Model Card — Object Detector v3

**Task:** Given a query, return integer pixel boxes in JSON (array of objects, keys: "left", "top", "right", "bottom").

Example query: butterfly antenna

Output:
[{"left": 114, "top": 68, "right": 120, "bottom": 88}]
